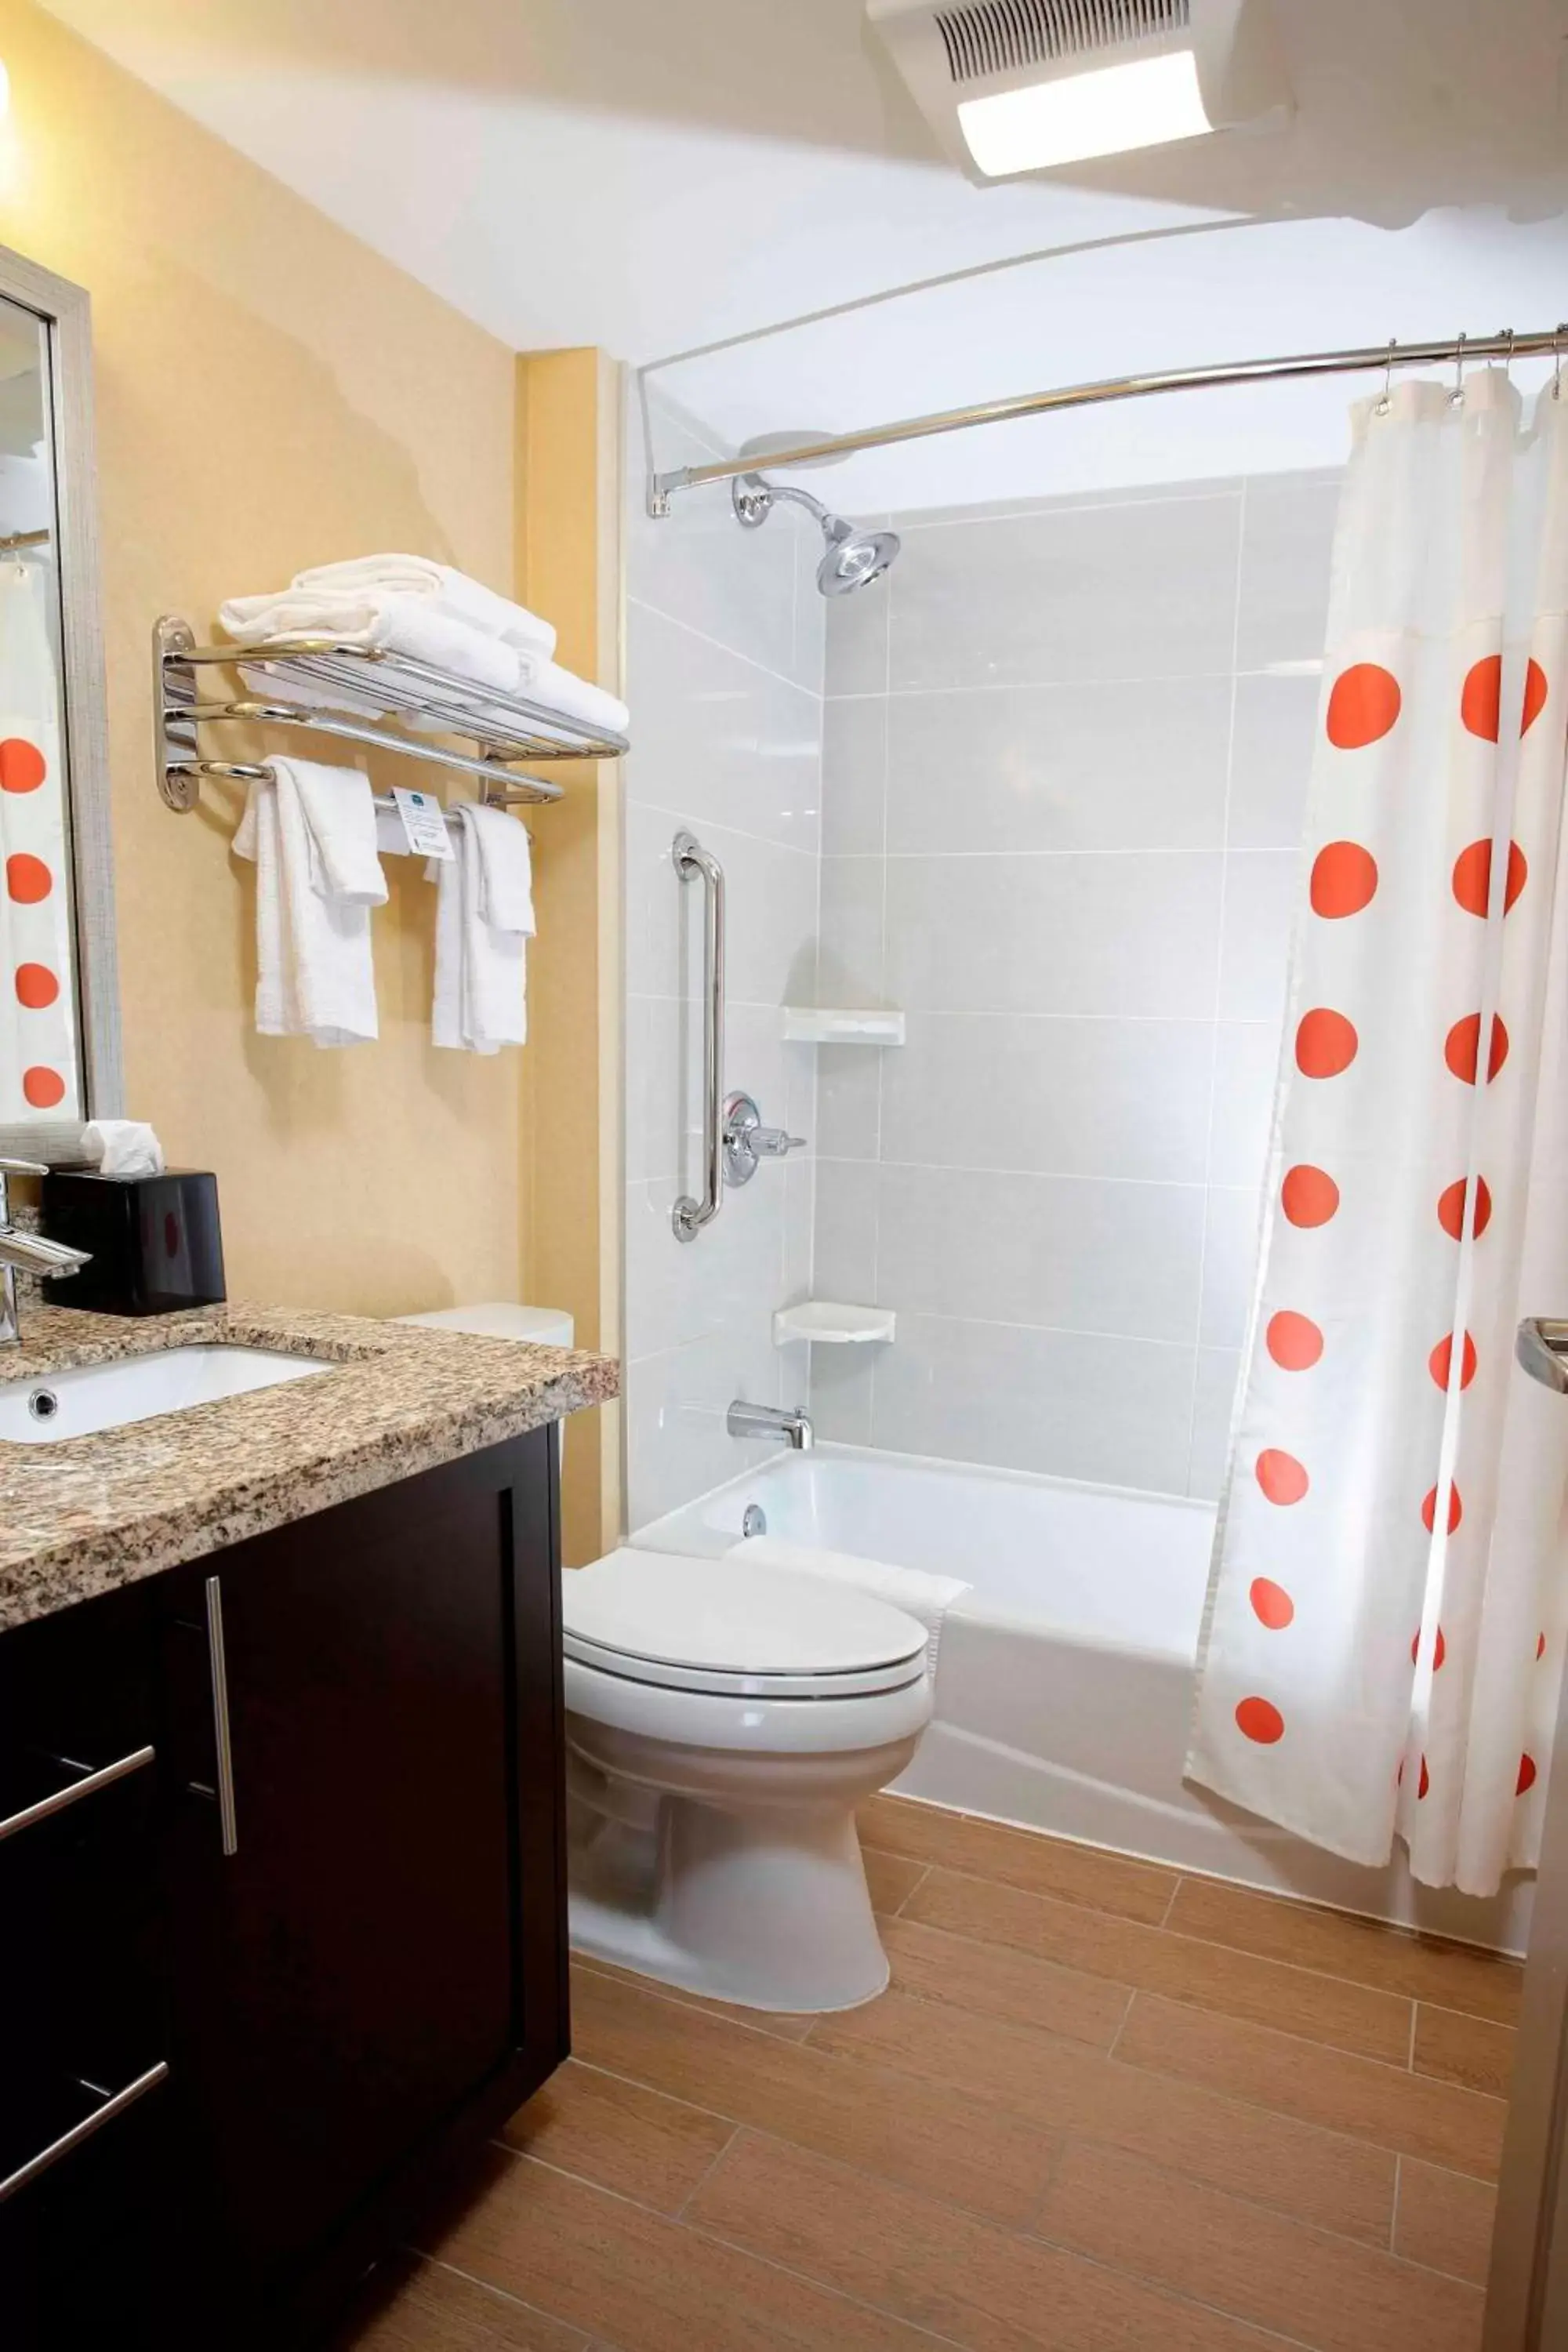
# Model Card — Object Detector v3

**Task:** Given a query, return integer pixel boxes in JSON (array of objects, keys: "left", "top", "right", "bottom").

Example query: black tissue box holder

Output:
[{"left": 40, "top": 1169, "right": 227, "bottom": 1316}]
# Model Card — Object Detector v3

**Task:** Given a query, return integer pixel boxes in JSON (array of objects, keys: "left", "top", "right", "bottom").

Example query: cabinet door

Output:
[{"left": 163, "top": 1428, "right": 565, "bottom": 2328}]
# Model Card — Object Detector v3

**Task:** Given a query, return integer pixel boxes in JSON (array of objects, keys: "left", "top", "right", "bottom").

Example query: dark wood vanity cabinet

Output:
[{"left": 0, "top": 1427, "right": 568, "bottom": 2350}]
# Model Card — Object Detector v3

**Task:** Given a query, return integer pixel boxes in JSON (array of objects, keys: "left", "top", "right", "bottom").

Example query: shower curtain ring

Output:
[
  {"left": 1450, "top": 332, "right": 1466, "bottom": 406},
  {"left": 1503, "top": 326, "right": 1517, "bottom": 382},
  {"left": 1375, "top": 338, "right": 1396, "bottom": 416},
  {"left": 1554, "top": 325, "right": 1566, "bottom": 402}
]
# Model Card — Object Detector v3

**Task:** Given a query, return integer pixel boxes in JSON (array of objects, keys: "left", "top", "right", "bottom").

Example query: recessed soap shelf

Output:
[
  {"left": 782, "top": 1007, "right": 905, "bottom": 1046},
  {"left": 772, "top": 1302, "right": 896, "bottom": 1348}
]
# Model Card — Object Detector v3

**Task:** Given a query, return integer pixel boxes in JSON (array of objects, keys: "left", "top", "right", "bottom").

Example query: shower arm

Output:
[{"left": 733, "top": 474, "right": 854, "bottom": 545}]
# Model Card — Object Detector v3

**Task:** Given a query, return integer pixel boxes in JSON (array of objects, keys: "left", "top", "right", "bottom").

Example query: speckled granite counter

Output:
[{"left": 0, "top": 1302, "right": 617, "bottom": 1633}]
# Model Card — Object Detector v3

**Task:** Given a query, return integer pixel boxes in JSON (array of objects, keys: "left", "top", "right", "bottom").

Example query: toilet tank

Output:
[{"left": 394, "top": 1302, "right": 575, "bottom": 1347}]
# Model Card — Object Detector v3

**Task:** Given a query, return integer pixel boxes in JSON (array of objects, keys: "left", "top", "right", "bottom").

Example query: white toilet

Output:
[{"left": 563, "top": 1548, "right": 932, "bottom": 2013}]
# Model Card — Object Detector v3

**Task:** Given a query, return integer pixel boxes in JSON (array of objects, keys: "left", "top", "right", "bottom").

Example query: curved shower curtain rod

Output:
[{"left": 645, "top": 322, "right": 1568, "bottom": 515}]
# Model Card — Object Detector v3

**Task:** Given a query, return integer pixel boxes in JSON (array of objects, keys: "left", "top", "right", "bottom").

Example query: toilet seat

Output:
[{"left": 563, "top": 1548, "right": 927, "bottom": 1700}]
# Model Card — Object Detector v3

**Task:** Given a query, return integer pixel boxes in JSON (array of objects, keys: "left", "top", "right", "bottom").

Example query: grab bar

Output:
[
  {"left": 1518, "top": 1318, "right": 1568, "bottom": 1394},
  {"left": 671, "top": 831, "right": 726, "bottom": 1242}
]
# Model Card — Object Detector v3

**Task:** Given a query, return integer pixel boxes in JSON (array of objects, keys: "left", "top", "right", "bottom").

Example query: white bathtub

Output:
[{"left": 633, "top": 1442, "right": 1529, "bottom": 1952}]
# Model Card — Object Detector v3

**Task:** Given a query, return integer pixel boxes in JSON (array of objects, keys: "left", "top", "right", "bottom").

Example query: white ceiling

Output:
[{"left": 38, "top": 0, "right": 1568, "bottom": 504}]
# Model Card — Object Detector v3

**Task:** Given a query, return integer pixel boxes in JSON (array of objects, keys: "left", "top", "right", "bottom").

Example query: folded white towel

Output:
[
  {"left": 428, "top": 803, "right": 534, "bottom": 1054},
  {"left": 523, "top": 658, "right": 629, "bottom": 739},
  {"left": 291, "top": 555, "right": 557, "bottom": 661},
  {"left": 725, "top": 1534, "right": 968, "bottom": 1678},
  {"left": 219, "top": 588, "right": 525, "bottom": 702},
  {"left": 231, "top": 757, "right": 383, "bottom": 1047}
]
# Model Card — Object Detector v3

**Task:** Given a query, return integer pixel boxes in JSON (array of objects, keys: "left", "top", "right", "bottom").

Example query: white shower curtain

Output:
[
  {"left": 0, "top": 558, "right": 76, "bottom": 1124},
  {"left": 1189, "top": 369, "right": 1568, "bottom": 1898}
]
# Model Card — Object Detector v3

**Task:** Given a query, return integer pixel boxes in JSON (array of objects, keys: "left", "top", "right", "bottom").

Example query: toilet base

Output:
[{"left": 566, "top": 1746, "right": 913, "bottom": 2014}]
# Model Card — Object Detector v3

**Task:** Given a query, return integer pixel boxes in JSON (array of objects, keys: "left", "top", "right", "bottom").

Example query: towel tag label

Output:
[{"left": 392, "top": 786, "right": 454, "bottom": 860}]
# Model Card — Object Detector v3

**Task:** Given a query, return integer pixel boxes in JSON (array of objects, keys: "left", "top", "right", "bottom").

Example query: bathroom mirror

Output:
[{"left": 0, "top": 243, "right": 118, "bottom": 1163}]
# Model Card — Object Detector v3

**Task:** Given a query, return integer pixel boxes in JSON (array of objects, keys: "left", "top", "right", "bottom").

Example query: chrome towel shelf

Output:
[{"left": 154, "top": 612, "right": 629, "bottom": 812}]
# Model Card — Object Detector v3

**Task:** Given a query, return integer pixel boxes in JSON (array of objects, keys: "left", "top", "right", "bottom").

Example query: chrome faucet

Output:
[
  {"left": 727, "top": 1399, "right": 815, "bottom": 1453},
  {"left": 0, "top": 1159, "right": 91, "bottom": 1346}
]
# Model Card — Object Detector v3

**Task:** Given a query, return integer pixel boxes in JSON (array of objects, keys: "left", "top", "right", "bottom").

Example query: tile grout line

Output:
[
  {"left": 1391, "top": 2152, "right": 1403, "bottom": 2254},
  {"left": 671, "top": 2119, "right": 743, "bottom": 2223}
]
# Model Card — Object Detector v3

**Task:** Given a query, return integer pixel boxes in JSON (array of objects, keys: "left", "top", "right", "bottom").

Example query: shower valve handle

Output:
[{"left": 722, "top": 1092, "right": 807, "bottom": 1187}]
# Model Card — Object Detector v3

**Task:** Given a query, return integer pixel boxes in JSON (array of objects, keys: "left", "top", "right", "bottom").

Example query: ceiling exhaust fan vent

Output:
[{"left": 932, "top": 0, "right": 1189, "bottom": 85}]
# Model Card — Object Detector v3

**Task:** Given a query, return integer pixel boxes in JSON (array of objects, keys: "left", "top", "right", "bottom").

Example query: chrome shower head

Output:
[{"left": 732, "top": 474, "right": 900, "bottom": 597}]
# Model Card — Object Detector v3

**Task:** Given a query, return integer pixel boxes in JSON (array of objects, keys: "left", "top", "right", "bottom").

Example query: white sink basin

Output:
[{"left": 0, "top": 1345, "right": 331, "bottom": 1445}]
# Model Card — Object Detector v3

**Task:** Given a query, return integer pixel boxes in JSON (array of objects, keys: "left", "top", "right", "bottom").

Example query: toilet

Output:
[{"left": 563, "top": 1548, "right": 932, "bottom": 2014}]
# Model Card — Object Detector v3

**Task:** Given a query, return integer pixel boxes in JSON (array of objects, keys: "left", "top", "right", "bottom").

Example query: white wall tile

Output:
[
  {"left": 818, "top": 856, "right": 886, "bottom": 1004},
  {"left": 823, "top": 575, "right": 889, "bottom": 698},
  {"left": 885, "top": 677, "right": 1232, "bottom": 855},
  {"left": 808, "top": 1348, "right": 876, "bottom": 1447},
  {"left": 1235, "top": 472, "right": 1341, "bottom": 672},
  {"left": 1207, "top": 1022, "right": 1280, "bottom": 1192},
  {"left": 887, "top": 492, "right": 1242, "bottom": 691},
  {"left": 822, "top": 695, "right": 887, "bottom": 856},
  {"left": 1188, "top": 1347, "right": 1242, "bottom": 1501},
  {"left": 1199, "top": 1186, "right": 1264, "bottom": 1350},
  {"left": 1228, "top": 670, "right": 1320, "bottom": 850},
  {"left": 814, "top": 1159, "right": 880, "bottom": 1307},
  {"left": 626, "top": 601, "right": 822, "bottom": 855},
  {"left": 1218, "top": 849, "right": 1298, "bottom": 1022},
  {"left": 879, "top": 1013, "right": 1214, "bottom": 1184},
  {"left": 884, "top": 852, "right": 1224, "bottom": 1020},
  {"left": 815, "top": 1043, "right": 881, "bottom": 1161}
]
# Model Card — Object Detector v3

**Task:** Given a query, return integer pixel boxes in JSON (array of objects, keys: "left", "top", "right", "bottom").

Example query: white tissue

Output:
[{"left": 82, "top": 1120, "right": 165, "bottom": 1179}]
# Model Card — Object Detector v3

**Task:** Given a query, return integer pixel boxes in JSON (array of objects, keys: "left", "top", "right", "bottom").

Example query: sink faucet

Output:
[
  {"left": 0, "top": 1158, "right": 91, "bottom": 1345},
  {"left": 727, "top": 1399, "right": 815, "bottom": 1453}
]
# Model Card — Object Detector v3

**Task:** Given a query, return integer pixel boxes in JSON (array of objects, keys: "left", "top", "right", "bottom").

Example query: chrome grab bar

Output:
[
  {"left": 0, "top": 2061, "right": 169, "bottom": 2203},
  {"left": 1518, "top": 1319, "right": 1568, "bottom": 1394},
  {"left": 671, "top": 831, "right": 727, "bottom": 1243},
  {"left": 205, "top": 1575, "right": 239, "bottom": 1857},
  {"left": 0, "top": 1745, "right": 154, "bottom": 1845}
]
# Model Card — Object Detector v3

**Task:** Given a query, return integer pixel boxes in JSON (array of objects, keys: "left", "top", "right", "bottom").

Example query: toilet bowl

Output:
[{"left": 563, "top": 1548, "right": 931, "bottom": 2013}]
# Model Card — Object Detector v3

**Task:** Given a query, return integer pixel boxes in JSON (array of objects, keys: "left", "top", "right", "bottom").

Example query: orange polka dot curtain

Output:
[
  {"left": 1189, "top": 371, "right": 1568, "bottom": 1897},
  {"left": 0, "top": 561, "right": 75, "bottom": 1123}
]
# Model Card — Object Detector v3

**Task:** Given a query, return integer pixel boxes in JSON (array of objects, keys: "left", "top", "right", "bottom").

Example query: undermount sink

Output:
[{"left": 0, "top": 1345, "right": 331, "bottom": 1445}]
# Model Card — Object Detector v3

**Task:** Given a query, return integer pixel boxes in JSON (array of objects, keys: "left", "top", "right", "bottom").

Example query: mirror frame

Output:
[{"left": 0, "top": 241, "right": 121, "bottom": 1164}]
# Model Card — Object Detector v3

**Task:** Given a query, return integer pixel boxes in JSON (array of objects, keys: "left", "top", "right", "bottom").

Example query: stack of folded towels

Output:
[{"left": 219, "top": 553, "right": 629, "bottom": 739}]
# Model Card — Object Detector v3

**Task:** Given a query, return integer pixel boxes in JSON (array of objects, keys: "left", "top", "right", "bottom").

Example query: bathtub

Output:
[{"left": 633, "top": 1441, "right": 1529, "bottom": 1953}]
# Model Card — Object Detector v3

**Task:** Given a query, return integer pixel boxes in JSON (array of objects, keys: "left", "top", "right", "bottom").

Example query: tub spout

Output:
[{"left": 727, "top": 1399, "right": 814, "bottom": 1452}]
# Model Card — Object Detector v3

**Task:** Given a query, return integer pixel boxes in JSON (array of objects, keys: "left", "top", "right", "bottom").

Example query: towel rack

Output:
[{"left": 154, "top": 613, "right": 628, "bottom": 814}]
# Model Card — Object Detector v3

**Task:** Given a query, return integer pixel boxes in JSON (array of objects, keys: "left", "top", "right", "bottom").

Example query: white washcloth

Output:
[
  {"left": 219, "top": 588, "right": 525, "bottom": 702},
  {"left": 726, "top": 1534, "right": 969, "bottom": 1678},
  {"left": 428, "top": 803, "right": 534, "bottom": 1053},
  {"left": 82, "top": 1120, "right": 164, "bottom": 1178},
  {"left": 291, "top": 555, "right": 557, "bottom": 661},
  {"left": 232, "top": 757, "right": 384, "bottom": 1047}
]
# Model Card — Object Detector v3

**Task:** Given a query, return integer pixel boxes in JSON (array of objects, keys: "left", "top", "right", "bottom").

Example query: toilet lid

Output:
[{"left": 562, "top": 1549, "right": 928, "bottom": 1697}]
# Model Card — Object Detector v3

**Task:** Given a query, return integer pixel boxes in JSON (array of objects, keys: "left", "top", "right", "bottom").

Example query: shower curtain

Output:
[
  {"left": 0, "top": 558, "right": 75, "bottom": 1125},
  {"left": 1189, "top": 369, "right": 1568, "bottom": 1898}
]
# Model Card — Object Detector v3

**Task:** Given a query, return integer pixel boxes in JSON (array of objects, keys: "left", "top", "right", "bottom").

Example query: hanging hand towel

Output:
[
  {"left": 232, "top": 757, "right": 384, "bottom": 1047},
  {"left": 290, "top": 555, "right": 557, "bottom": 661},
  {"left": 428, "top": 803, "right": 533, "bottom": 1054}
]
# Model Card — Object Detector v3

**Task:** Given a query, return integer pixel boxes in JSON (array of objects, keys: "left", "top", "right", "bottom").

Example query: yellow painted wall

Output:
[{"left": 0, "top": 0, "right": 532, "bottom": 1314}]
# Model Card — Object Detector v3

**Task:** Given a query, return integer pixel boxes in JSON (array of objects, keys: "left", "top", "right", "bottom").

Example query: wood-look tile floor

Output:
[{"left": 339, "top": 1796, "right": 1519, "bottom": 2352}]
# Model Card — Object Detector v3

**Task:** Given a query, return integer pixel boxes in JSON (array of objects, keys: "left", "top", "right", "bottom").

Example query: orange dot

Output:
[
  {"left": 1438, "top": 1175, "right": 1492, "bottom": 1240},
  {"left": 1452, "top": 838, "right": 1527, "bottom": 917},
  {"left": 1519, "top": 1754, "right": 1538, "bottom": 1796},
  {"left": 1250, "top": 1577, "right": 1295, "bottom": 1631},
  {"left": 5, "top": 852, "right": 50, "bottom": 905},
  {"left": 1418, "top": 1755, "right": 1431, "bottom": 1799},
  {"left": 21, "top": 1065, "right": 64, "bottom": 1109},
  {"left": 1445, "top": 1012, "right": 1509, "bottom": 1084},
  {"left": 1522, "top": 658, "right": 1548, "bottom": 735},
  {"left": 1327, "top": 662, "right": 1402, "bottom": 750},
  {"left": 1282, "top": 1165, "right": 1339, "bottom": 1228},
  {"left": 1422, "top": 1482, "right": 1463, "bottom": 1535},
  {"left": 1428, "top": 1330, "right": 1477, "bottom": 1391},
  {"left": 1538, "top": 1632, "right": 1548, "bottom": 1661},
  {"left": 1267, "top": 1310, "right": 1324, "bottom": 1370},
  {"left": 1296, "top": 1008, "right": 1359, "bottom": 1078},
  {"left": 1257, "top": 1449, "right": 1309, "bottom": 1505},
  {"left": 1236, "top": 1696, "right": 1285, "bottom": 1744},
  {"left": 13, "top": 962, "right": 57, "bottom": 1009},
  {"left": 1310, "top": 841, "right": 1378, "bottom": 918},
  {"left": 1461, "top": 654, "right": 1503, "bottom": 741},
  {"left": 1410, "top": 1626, "right": 1447, "bottom": 1669},
  {"left": 0, "top": 736, "right": 45, "bottom": 792}
]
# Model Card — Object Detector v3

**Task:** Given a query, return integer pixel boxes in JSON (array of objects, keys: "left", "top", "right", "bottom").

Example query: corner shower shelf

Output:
[
  {"left": 773, "top": 1302, "right": 896, "bottom": 1348},
  {"left": 782, "top": 1007, "right": 906, "bottom": 1046},
  {"left": 154, "top": 613, "right": 630, "bottom": 812}
]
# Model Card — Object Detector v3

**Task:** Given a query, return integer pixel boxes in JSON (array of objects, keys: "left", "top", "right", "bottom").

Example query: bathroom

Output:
[{"left": 0, "top": 0, "right": 1566, "bottom": 2344}]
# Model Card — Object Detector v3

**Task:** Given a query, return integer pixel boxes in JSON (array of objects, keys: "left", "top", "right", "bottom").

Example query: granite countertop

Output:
[{"left": 0, "top": 1302, "right": 618, "bottom": 1634}]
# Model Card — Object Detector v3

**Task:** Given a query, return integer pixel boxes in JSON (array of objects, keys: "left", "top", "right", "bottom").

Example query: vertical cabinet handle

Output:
[
  {"left": 670, "top": 830, "right": 727, "bottom": 1243},
  {"left": 205, "top": 1574, "right": 239, "bottom": 1857}
]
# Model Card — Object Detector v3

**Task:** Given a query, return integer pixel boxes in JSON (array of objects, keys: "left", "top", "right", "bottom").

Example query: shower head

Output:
[{"left": 732, "top": 474, "right": 900, "bottom": 597}]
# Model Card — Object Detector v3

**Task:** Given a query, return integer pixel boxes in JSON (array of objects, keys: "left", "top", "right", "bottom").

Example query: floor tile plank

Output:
[
  {"left": 861, "top": 1845, "right": 928, "bottom": 1917},
  {"left": 906, "top": 1864, "right": 1414, "bottom": 2063},
  {"left": 808, "top": 1980, "right": 1395, "bottom": 2245},
  {"left": 421, "top": 2147, "right": 951, "bottom": 2352},
  {"left": 1164, "top": 1876, "right": 1523, "bottom": 2025},
  {"left": 858, "top": 1795, "right": 1177, "bottom": 1923},
  {"left": 1395, "top": 2160, "right": 1498, "bottom": 2286},
  {"left": 1036, "top": 2139, "right": 1483, "bottom": 2352},
  {"left": 689, "top": 2127, "right": 1285, "bottom": 2352},
  {"left": 569, "top": 1959, "right": 1058, "bottom": 2227},
  {"left": 499, "top": 2059, "right": 735, "bottom": 2215},
  {"left": 875, "top": 1913, "right": 1131, "bottom": 2050},
  {"left": 1119, "top": 1991, "right": 1508, "bottom": 2178},
  {"left": 572, "top": 1953, "right": 815, "bottom": 2042},
  {"left": 336, "top": 2253, "right": 593, "bottom": 2351},
  {"left": 1413, "top": 2005, "right": 1516, "bottom": 2100}
]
